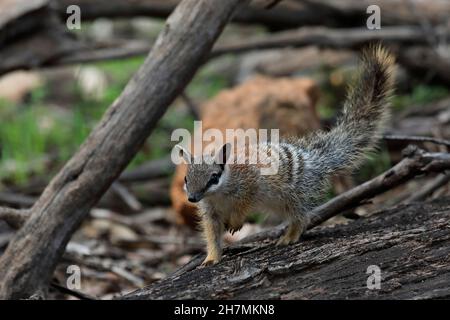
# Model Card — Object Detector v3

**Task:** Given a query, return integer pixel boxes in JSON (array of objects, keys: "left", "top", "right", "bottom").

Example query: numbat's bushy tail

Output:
[{"left": 299, "top": 45, "right": 395, "bottom": 179}]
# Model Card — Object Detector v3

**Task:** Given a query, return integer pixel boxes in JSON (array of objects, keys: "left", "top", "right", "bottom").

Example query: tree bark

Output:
[
  {"left": 123, "top": 197, "right": 450, "bottom": 299},
  {"left": 0, "top": 0, "right": 247, "bottom": 299}
]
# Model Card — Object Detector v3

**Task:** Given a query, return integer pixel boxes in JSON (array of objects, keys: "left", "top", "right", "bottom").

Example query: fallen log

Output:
[{"left": 123, "top": 197, "right": 450, "bottom": 299}]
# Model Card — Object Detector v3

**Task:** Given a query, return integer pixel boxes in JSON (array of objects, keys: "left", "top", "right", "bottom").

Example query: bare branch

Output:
[
  {"left": 405, "top": 172, "right": 450, "bottom": 203},
  {"left": 211, "top": 26, "right": 450, "bottom": 57},
  {"left": 180, "top": 92, "right": 201, "bottom": 120},
  {"left": 50, "top": 282, "right": 97, "bottom": 300},
  {"left": 118, "top": 156, "right": 174, "bottom": 183},
  {"left": 381, "top": 134, "right": 450, "bottom": 148},
  {"left": 0, "top": 208, "right": 30, "bottom": 229},
  {"left": 111, "top": 183, "right": 143, "bottom": 212},
  {"left": 264, "top": 0, "right": 284, "bottom": 9}
]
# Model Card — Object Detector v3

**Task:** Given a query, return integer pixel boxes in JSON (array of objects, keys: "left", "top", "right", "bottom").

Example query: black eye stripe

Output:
[{"left": 203, "top": 172, "right": 222, "bottom": 191}]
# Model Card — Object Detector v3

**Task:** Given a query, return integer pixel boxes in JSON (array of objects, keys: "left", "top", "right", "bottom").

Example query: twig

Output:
[
  {"left": 65, "top": 253, "right": 146, "bottom": 288},
  {"left": 381, "top": 134, "right": 450, "bottom": 148},
  {"left": 180, "top": 92, "right": 201, "bottom": 120},
  {"left": 111, "top": 266, "right": 145, "bottom": 287},
  {"left": 0, "top": 232, "right": 14, "bottom": 248},
  {"left": 0, "top": 207, "right": 30, "bottom": 229},
  {"left": 0, "top": 192, "right": 36, "bottom": 208},
  {"left": 52, "top": 41, "right": 150, "bottom": 66},
  {"left": 118, "top": 156, "right": 174, "bottom": 183},
  {"left": 405, "top": 172, "right": 450, "bottom": 203},
  {"left": 210, "top": 26, "right": 450, "bottom": 57},
  {"left": 265, "top": 0, "right": 284, "bottom": 9},
  {"left": 50, "top": 282, "right": 97, "bottom": 300},
  {"left": 111, "top": 182, "right": 143, "bottom": 212}
]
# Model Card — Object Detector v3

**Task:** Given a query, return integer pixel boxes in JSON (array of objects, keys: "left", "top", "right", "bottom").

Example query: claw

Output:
[
  {"left": 228, "top": 227, "right": 242, "bottom": 236},
  {"left": 276, "top": 234, "right": 299, "bottom": 246},
  {"left": 200, "top": 258, "right": 219, "bottom": 267},
  {"left": 276, "top": 237, "right": 289, "bottom": 246}
]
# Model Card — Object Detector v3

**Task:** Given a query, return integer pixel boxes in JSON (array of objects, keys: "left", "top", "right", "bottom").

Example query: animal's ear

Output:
[
  {"left": 175, "top": 145, "right": 193, "bottom": 164},
  {"left": 216, "top": 143, "right": 231, "bottom": 169}
]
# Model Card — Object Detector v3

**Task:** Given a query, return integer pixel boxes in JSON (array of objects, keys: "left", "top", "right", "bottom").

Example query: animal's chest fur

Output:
[
  {"left": 213, "top": 196, "right": 236, "bottom": 218},
  {"left": 208, "top": 195, "right": 251, "bottom": 232}
]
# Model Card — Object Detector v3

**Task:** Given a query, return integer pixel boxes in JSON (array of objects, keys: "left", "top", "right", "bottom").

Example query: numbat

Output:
[{"left": 177, "top": 45, "right": 395, "bottom": 266}]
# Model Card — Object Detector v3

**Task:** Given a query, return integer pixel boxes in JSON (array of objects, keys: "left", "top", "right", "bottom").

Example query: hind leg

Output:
[{"left": 276, "top": 211, "right": 309, "bottom": 246}]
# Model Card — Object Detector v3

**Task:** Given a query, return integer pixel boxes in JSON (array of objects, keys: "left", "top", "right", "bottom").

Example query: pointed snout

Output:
[{"left": 188, "top": 193, "right": 203, "bottom": 203}]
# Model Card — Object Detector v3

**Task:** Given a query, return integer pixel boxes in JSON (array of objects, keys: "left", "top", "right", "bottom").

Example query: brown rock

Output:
[
  {"left": 0, "top": 71, "right": 42, "bottom": 103},
  {"left": 170, "top": 75, "right": 321, "bottom": 227}
]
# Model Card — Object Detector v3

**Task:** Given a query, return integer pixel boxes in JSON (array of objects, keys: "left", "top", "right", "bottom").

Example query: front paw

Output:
[
  {"left": 225, "top": 220, "right": 244, "bottom": 235},
  {"left": 276, "top": 233, "right": 299, "bottom": 246},
  {"left": 228, "top": 226, "right": 242, "bottom": 235},
  {"left": 200, "top": 257, "right": 220, "bottom": 267}
]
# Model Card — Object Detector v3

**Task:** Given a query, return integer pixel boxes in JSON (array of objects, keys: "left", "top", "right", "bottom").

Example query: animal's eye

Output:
[{"left": 210, "top": 173, "right": 220, "bottom": 184}]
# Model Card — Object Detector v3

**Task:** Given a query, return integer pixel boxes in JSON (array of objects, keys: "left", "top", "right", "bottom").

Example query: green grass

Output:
[
  {"left": 0, "top": 95, "right": 105, "bottom": 182},
  {"left": 356, "top": 148, "right": 392, "bottom": 183},
  {"left": 187, "top": 58, "right": 232, "bottom": 100},
  {"left": 0, "top": 56, "right": 206, "bottom": 184},
  {"left": 392, "top": 84, "right": 449, "bottom": 110}
]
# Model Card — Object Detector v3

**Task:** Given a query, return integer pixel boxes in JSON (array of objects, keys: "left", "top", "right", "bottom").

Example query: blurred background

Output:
[{"left": 0, "top": 0, "right": 449, "bottom": 298}]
